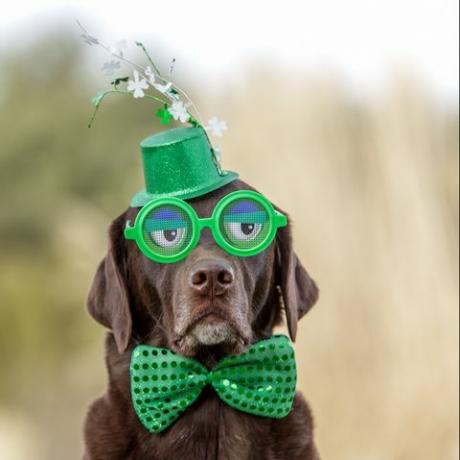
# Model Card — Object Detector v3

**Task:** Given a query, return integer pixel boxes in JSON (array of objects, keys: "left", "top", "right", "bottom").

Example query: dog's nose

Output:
[{"left": 189, "top": 259, "right": 234, "bottom": 296}]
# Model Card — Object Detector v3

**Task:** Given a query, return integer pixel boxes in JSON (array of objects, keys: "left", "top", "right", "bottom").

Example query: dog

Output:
[{"left": 83, "top": 179, "right": 320, "bottom": 460}]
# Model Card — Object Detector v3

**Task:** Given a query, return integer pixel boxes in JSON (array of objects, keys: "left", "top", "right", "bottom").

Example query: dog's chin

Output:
[
  {"left": 191, "top": 320, "right": 233, "bottom": 346},
  {"left": 173, "top": 316, "right": 249, "bottom": 365}
]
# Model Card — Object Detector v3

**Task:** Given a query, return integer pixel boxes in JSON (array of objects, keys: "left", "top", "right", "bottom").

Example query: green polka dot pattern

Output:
[{"left": 130, "top": 335, "right": 297, "bottom": 433}]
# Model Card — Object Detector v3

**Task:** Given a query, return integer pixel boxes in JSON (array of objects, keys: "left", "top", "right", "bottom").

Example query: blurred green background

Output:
[{"left": 0, "top": 18, "right": 458, "bottom": 460}]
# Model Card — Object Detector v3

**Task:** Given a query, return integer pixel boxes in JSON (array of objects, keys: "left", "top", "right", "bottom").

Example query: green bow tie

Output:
[{"left": 130, "top": 335, "right": 297, "bottom": 433}]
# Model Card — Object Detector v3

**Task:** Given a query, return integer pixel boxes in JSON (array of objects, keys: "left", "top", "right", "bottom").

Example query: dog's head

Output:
[{"left": 87, "top": 180, "right": 318, "bottom": 364}]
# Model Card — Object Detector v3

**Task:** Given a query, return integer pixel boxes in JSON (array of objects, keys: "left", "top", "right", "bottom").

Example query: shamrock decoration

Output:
[
  {"left": 145, "top": 66, "right": 157, "bottom": 85},
  {"left": 156, "top": 106, "right": 172, "bottom": 125},
  {"left": 206, "top": 117, "right": 228, "bottom": 137},
  {"left": 80, "top": 32, "right": 98, "bottom": 46},
  {"left": 168, "top": 100, "right": 190, "bottom": 123},
  {"left": 127, "top": 70, "right": 149, "bottom": 99},
  {"left": 101, "top": 60, "right": 121, "bottom": 76}
]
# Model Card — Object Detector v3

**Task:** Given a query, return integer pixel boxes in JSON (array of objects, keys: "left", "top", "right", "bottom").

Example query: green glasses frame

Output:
[{"left": 124, "top": 190, "right": 288, "bottom": 263}]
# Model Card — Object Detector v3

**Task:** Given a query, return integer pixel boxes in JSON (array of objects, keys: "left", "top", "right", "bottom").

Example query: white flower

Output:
[
  {"left": 80, "top": 32, "right": 98, "bottom": 46},
  {"left": 127, "top": 70, "right": 149, "bottom": 98},
  {"left": 213, "top": 147, "right": 222, "bottom": 163},
  {"left": 145, "top": 66, "right": 157, "bottom": 85},
  {"left": 108, "top": 40, "right": 127, "bottom": 57},
  {"left": 205, "top": 117, "right": 228, "bottom": 137},
  {"left": 145, "top": 66, "right": 174, "bottom": 96},
  {"left": 101, "top": 60, "right": 121, "bottom": 76},
  {"left": 154, "top": 81, "right": 173, "bottom": 95},
  {"left": 168, "top": 100, "right": 190, "bottom": 123},
  {"left": 114, "top": 40, "right": 127, "bottom": 57}
]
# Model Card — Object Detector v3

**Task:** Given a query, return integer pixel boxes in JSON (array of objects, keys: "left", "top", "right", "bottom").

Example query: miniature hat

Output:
[{"left": 130, "top": 127, "right": 238, "bottom": 207}]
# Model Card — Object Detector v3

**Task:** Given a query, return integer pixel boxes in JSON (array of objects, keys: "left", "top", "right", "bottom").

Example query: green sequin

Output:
[{"left": 130, "top": 335, "right": 296, "bottom": 433}]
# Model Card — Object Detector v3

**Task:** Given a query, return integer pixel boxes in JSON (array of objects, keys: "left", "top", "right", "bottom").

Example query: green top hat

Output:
[{"left": 130, "top": 127, "right": 238, "bottom": 207}]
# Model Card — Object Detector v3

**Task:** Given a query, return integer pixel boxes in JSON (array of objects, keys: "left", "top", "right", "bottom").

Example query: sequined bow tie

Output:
[{"left": 130, "top": 335, "right": 297, "bottom": 433}]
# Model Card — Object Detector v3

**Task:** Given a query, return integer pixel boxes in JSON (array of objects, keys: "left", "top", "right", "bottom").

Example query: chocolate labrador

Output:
[{"left": 83, "top": 179, "right": 320, "bottom": 460}]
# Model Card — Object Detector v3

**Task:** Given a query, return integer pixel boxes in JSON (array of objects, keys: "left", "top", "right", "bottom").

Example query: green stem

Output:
[
  {"left": 187, "top": 112, "right": 202, "bottom": 128},
  {"left": 88, "top": 104, "right": 101, "bottom": 128},
  {"left": 136, "top": 42, "right": 162, "bottom": 77},
  {"left": 87, "top": 89, "right": 169, "bottom": 128}
]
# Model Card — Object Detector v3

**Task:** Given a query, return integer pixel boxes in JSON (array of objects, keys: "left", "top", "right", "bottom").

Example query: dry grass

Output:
[
  {"left": 208, "top": 71, "right": 459, "bottom": 459},
  {"left": 0, "top": 65, "right": 458, "bottom": 459}
]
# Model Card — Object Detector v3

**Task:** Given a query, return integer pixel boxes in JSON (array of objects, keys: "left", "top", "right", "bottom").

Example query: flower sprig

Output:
[{"left": 78, "top": 21, "right": 222, "bottom": 138}]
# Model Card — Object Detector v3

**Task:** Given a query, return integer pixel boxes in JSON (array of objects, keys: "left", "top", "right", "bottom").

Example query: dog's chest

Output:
[{"left": 132, "top": 393, "right": 270, "bottom": 460}]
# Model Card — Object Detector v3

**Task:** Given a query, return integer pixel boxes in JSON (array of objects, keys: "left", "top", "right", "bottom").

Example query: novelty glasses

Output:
[{"left": 124, "top": 190, "right": 287, "bottom": 263}]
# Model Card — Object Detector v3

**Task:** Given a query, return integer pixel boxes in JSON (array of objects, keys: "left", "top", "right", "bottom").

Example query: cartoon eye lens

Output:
[
  {"left": 225, "top": 222, "right": 262, "bottom": 241},
  {"left": 142, "top": 205, "right": 192, "bottom": 255},
  {"left": 151, "top": 227, "right": 186, "bottom": 248},
  {"left": 220, "top": 199, "right": 269, "bottom": 250}
]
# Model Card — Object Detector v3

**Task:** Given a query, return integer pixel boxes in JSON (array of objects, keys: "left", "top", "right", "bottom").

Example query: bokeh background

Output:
[{"left": 0, "top": 1, "right": 458, "bottom": 459}]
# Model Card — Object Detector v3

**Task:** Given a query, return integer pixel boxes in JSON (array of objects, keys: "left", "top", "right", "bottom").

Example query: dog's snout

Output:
[{"left": 189, "top": 259, "right": 234, "bottom": 295}]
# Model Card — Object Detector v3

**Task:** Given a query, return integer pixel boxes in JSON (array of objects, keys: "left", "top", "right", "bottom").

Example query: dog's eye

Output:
[
  {"left": 151, "top": 227, "right": 186, "bottom": 248},
  {"left": 225, "top": 222, "right": 262, "bottom": 241}
]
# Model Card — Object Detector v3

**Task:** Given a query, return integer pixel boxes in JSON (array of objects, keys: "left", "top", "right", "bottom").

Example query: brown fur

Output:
[{"left": 83, "top": 180, "right": 320, "bottom": 460}]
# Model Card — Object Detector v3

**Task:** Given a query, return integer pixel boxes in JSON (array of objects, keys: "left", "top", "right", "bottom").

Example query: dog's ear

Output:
[
  {"left": 87, "top": 217, "right": 132, "bottom": 353},
  {"left": 275, "top": 220, "right": 319, "bottom": 342}
]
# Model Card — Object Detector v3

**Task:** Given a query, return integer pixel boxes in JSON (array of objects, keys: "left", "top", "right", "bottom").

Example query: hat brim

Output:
[{"left": 129, "top": 171, "right": 239, "bottom": 208}]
